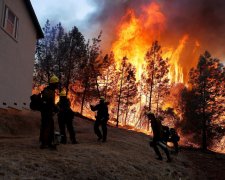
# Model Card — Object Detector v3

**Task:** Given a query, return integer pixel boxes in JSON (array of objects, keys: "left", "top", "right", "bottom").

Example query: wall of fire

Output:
[{"left": 0, "top": 0, "right": 37, "bottom": 110}]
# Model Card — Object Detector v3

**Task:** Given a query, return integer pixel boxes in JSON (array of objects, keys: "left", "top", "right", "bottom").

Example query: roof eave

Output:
[{"left": 24, "top": 0, "right": 44, "bottom": 39}]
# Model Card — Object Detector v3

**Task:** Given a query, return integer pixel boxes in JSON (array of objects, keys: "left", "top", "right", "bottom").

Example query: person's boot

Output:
[
  {"left": 156, "top": 157, "right": 163, "bottom": 161},
  {"left": 48, "top": 144, "right": 57, "bottom": 150},
  {"left": 102, "top": 137, "right": 107, "bottom": 142},
  {"left": 71, "top": 139, "right": 78, "bottom": 144},
  {"left": 97, "top": 136, "right": 102, "bottom": 141},
  {"left": 40, "top": 144, "right": 48, "bottom": 149},
  {"left": 60, "top": 136, "right": 67, "bottom": 144},
  {"left": 166, "top": 158, "right": 172, "bottom": 163}
]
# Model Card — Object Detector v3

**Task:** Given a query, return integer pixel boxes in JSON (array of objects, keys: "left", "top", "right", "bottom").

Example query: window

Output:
[{"left": 2, "top": 6, "right": 18, "bottom": 39}]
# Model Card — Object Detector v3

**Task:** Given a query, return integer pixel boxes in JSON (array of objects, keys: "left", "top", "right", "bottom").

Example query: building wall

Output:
[{"left": 0, "top": 0, "right": 37, "bottom": 109}]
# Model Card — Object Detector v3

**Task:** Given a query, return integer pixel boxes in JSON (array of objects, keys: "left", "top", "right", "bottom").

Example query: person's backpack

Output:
[
  {"left": 170, "top": 128, "right": 180, "bottom": 142},
  {"left": 162, "top": 125, "right": 170, "bottom": 142},
  {"left": 30, "top": 93, "right": 42, "bottom": 111}
]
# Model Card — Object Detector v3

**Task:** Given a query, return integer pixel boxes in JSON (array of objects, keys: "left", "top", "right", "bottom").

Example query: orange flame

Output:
[
  {"left": 111, "top": 2, "right": 199, "bottom": 84},
  {"left": 168, "top": 34, "right": 189, "bottom": 83}
]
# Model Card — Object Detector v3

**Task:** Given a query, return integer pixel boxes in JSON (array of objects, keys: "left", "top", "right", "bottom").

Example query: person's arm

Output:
[{"left": 90, "top": 104, "right": 99, "bottom": 111}]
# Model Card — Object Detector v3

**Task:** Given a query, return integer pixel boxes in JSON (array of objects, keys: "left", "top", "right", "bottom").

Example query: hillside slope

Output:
[{"left": 0, "top": 109, "right": 224, "bottom": 180}]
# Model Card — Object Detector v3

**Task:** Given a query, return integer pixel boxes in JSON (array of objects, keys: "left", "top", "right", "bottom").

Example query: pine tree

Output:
[
  {"left": 63, "top": 26, "right": 87, "bottom": 94},
  {"left": 78, "top": 32, "right": 103, "bottom": 115},
  {"left": 154, "top": 57, "right": 170, "bottom": 114},
  {"left": 116, "top": 57, "right": 137, "bottom": 126},
  {"left": 184, "top": 51, "right": 225, "bottom": 150},
  {"left": 143, "top": 41, "right": 169, "bottom": 130},
  {"left": 34, "top": 20, "right": 57, "bottom": 86}
]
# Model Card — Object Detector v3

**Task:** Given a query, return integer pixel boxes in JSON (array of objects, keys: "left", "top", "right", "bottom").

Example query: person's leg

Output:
[
  {"left": 173, "top": 141, "right": 179, "bottom": 154},
  {"left": 150, "top": 141, "right": 163, "bottom": 160},
  {"left": 66, "top": 118, "right": 77, "bottom": 144},
  {"left": 40, "top": 112, "right": 48, "bottom": 148},
  {"left": 58, "top": 114, "right": 66, "bottom": 144},
  {"left": 94, "top": 120, "right": 102, "bottom": 140},
  {"left": 48, "top": 115, "right": 56, "bottom": 149},
  {"left": 40, "top": 111, "right": 50, "bottom": 148},
  {"left": 101, "top": 121, "right": 107, "bottom": 142},
  {"left": 158, "top": 141, "right": 171, "bottom": 162}
]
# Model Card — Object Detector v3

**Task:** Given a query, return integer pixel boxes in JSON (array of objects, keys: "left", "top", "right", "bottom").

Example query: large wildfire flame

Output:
[{"left": 111, "top": 2, "right": 200, "bottom": 84}]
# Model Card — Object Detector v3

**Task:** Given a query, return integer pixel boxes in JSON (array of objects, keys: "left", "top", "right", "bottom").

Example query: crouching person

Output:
[
  {"left": 57, "top": 90, "right": 78, "bottom": 144},
  {"left": 146, "top": 112, "right": 171, "bottom": 162},
  {"left": 90, "top": 97, "right": 109, "bottom": 142}
]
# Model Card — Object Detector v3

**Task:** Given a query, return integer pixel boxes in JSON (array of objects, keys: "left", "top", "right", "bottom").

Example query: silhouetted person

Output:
[
  {"left": 147, "top": 112, "right": 171, "bottom": 162},
  {"left": 40, "top": 75, "right": 59, "bottom": 150},
  {"left": 57, "top": 90, "right": 77, "bottom": 144},
  {"left": 90, "top": 97, "right": 109, "bottom": 142}
]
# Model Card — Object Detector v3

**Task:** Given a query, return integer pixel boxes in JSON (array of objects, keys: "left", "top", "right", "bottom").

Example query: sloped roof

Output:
[{"left": 24, "top": 0, "right": 44, "bottom": 39}]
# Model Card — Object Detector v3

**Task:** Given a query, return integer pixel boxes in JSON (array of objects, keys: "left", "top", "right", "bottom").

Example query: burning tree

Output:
[
  {"left": 99, "top": 52, "right": 120, "bottom": 100},
  {"left": 77, "top": 32, "right": 108, "bottom": 115},
  {"left": 116, "top": 57, "right": 138, "bottom": 127},
  {"left": 183, "top": 51, "right": 225, "bottom": 150},
  {"left": 97, "top": 53, "right": 120, "bottom": 122},
  {"left": 143, "top": 41, "right": 170, "bottom": 130}
]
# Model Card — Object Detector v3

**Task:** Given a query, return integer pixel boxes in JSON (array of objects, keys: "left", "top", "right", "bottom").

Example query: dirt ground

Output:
[{"left": 0, "top": 109, "right": 224, "bottom": 180}]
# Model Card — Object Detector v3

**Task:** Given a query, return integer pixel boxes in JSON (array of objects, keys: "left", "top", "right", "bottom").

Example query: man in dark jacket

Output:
[
  {"left": 57, "top": 90, "right": 77, "bottom": 144},
  {"left": 90, "top": 97, "right": 109, "bottom": 142},
  {"left": 147, "top": 112, "right": 171, "bottom": 162},
  {"left": 40, "top": 75, "right": 59, "bottom": 150}
]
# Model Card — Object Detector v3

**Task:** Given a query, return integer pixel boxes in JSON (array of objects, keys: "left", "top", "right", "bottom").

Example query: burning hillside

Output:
[{"left": 33, "top": 0, "right": 225, "bottom": 153}]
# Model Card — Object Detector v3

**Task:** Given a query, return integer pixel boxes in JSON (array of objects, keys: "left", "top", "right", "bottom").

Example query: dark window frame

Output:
[{"left": 2, "top": 4, "right": 19, "bottom": 40}]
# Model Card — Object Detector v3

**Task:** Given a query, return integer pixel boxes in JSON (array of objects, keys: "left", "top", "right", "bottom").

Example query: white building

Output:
[{"left": 0, "top": 0, "right": 43, "bottom": 109}]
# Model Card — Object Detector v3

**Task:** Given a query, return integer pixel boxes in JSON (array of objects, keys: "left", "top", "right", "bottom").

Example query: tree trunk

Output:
[
  {"left": 202, "top": 80, "right": 207, "bottom": 151},
  {"left": 116, "top": 60, "right": 125, "bottom": 127},
  {"left": 81, "top": 81, "right": 88, "bottom": 115},
  {"left": 124, "top": 106, "right": 129, "bottom": 126},
  {"left": 65, "top": 43, "right": 74, "bottom": 95},
  {"left": 147, "top": 52, "right": 155, "bottom": 131},
  {"left": 124, "top": 84, "right": 130, "bottom": 126},
  {"left": 95, "top": 76, "right": 100, "bottom": 98},
  {"left": 58, "top": 56, "right": 62, "bottom": 92},
  {"left": 156, "top": 90, "right": 160, "bottom": 115},
  {"left": 104, "top": 67, "right": 109, "bottom": 99},
  {"left": 116, "top": 81, "right": 123, "bottom": 127}
]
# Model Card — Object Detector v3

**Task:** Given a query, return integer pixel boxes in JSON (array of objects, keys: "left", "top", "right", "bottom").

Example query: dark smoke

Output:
[{"left": 88, "top": 0, "right": 225, "bottom": 60}]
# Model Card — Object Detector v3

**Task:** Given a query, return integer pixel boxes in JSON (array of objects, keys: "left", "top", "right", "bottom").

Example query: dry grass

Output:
[{"left": 0, "top": 109, "right": 223, "bottom": 179}]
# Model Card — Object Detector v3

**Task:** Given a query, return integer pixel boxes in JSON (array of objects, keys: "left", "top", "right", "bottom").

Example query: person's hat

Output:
[
  {"left": 50, "top": 75, "right": 59, "bottom": 84},
  {"left": 157, "top": 115, "right": 164, "bottom": 121},
  {"left": 99, "top": 96, "right": 105, "bottom": 101},
  {"left": 60, "top": 90, "right": 66, "bottom": 97},
  {"left": 146, "top": 111, "right": 154, "bottom": 117}
]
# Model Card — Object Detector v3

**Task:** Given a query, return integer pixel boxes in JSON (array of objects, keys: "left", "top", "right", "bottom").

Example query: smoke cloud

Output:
[
  {"left": 31, "top": 0, "right": 225, "bottom": 60},
  {"left": 89, "top": 0, "right": 225, "bottom": 60}
]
